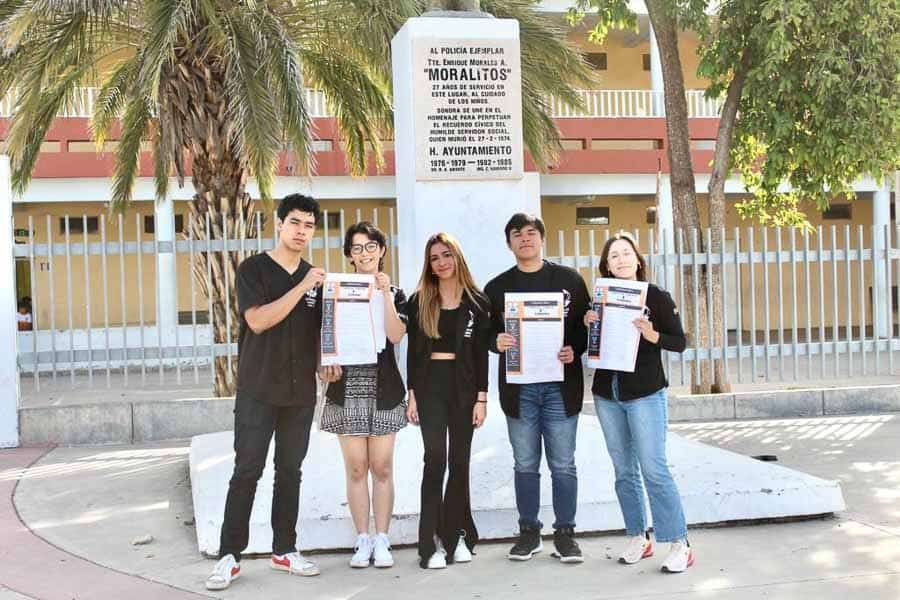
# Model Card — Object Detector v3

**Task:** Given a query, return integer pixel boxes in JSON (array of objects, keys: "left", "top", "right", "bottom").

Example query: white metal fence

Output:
[
  {"left": 13, "top": 207, "right": 399, "bottom": 390},
  {"left": 547, "top": 226, "right": 900, "bottom": 387},
  {"left": 13, "top": 217, "right": 900, "bottom": 391}
]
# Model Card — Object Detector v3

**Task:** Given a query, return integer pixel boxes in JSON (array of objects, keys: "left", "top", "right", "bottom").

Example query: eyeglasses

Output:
[{"left": 350, "top": 241, "right": 380, "bottom": 255}]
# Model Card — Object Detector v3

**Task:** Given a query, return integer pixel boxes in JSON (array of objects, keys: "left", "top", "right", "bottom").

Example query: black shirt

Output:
[
  {"left": 485, "top": 260, "right": 591, "bottom": 418},
  {"left": 236, "top": 253, "right": 322, "bottom": 407},
  {"left": 432, "top": 308, "right": 459, "bottom": 353}
]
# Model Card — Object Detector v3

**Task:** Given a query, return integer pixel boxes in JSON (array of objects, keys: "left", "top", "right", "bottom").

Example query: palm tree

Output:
[{"left": 0, "top": 0, "right": 592, "bottom": 396}]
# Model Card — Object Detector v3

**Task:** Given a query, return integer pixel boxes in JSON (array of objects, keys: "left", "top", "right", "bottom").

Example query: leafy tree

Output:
[{"left": 570, "top": 0, "right": 900, "bottom": 392}]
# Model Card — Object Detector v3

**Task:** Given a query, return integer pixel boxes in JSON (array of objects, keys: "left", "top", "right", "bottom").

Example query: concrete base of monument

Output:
[{"left": 190, "top": 407, "right": 846, "bottom": 556}]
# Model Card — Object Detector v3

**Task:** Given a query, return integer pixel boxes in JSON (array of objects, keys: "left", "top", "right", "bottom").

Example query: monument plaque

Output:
[{"left": 413, "top": 37, "right": 524, "bottom": 181}]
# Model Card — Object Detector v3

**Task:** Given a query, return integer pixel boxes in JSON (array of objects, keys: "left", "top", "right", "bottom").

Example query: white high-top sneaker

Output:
[
  {"left": 350, "top": 533, "right": 373, "bottom": 568},
  {"left": 372, "top": 533, "right": 394, "bottom": 568}
]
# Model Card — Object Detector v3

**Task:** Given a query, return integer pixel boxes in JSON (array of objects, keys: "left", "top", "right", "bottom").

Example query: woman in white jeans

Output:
[{"left": 585, "top": 231, "right": 693, "bottom": 573}]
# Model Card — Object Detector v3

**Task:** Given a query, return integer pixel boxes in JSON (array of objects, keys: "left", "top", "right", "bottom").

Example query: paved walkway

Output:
[
  {"left": 2, "top": 413, "right": 900, "bottom": 599},
  {"left": 0, "top": 447, "right": 207, "bottom": 600}
]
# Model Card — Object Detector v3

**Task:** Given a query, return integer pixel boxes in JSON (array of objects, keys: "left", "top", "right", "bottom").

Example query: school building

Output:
[{"left": 2, "top": 3, "right": 896, "bottom": 337}]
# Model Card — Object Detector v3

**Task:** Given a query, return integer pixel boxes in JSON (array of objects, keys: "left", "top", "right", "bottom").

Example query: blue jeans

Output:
[
  {"left": 506, "top": 382, "right": 578, "bottom": 530},
  {"left": 595, "top": 378, "right": 687, "bottom": 542}
]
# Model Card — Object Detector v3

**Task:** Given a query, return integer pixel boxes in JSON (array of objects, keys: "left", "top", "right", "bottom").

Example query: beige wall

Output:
[{"left": 567, "top": 29, "right": 708, "bottom": 90}]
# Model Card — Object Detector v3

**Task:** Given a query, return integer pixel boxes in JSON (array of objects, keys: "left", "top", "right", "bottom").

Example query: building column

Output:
[
  {"left": 873, "top": 182, "right": 891, "bottom": 338},
  {"left": 154, "top": 196, "right": 178, "bottom": 354},
  {"left": 649, "top": 24, "right": 665, "bottom": 117},
  {"left": 657, "top": 174, "right": 676, "bottom": 287},
  {"left": 0, "top": 156, "right": 19, "bottom": 448}
]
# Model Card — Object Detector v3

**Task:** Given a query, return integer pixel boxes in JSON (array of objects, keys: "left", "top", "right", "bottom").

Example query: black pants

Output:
[
  {"left": 417, "top": 360, "right": 478, "bottom": 567},
  {"left": 219, "top": 394, "right": 315, "bottom": 561}
]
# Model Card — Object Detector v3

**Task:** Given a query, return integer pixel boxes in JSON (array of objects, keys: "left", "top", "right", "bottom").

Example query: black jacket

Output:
[
  {"left": 325, "top": 286, "right": 407, "bottom": 411},
  {"left": 405, "top": 291, "right": 491, "bottom": 408},
  {"left": 591, "top": 283, "right": 686, "bottom": 401},
  {"left": 484, "top": 261, "right": 591, "bottom": 418}
]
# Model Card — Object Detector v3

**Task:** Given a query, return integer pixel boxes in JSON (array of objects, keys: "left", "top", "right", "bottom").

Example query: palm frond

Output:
[{"left": 110, "top": 94, "right": 153, "bottom": 211}]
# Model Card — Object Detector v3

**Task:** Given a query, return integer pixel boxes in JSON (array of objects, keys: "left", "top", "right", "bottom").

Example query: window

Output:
[
  {"left": 642, "top": 53, "right": 651, "bottom": 71},
  {"left": 584, "top": 52, "right": 607, "bottom": 70},
  {"left": 144, "top": 214, "right": 185, "bottom": 234},
  {"left": 646, "top": 207, "right": 657, "bottom": 224},
  {"left": 59, "top": 216, "right": 99, "bottom": 234},
  {"left": 316, "top": 212, "right": 342, "bottom": 231},
  {"left": 822, "top": 203, "right": 852, "bottom": 220},
  {"left": 576, "top": 206, "right": 610, "bottom": 226}
]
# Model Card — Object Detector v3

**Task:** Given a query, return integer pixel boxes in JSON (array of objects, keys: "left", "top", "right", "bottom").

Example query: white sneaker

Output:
[
  {"left": 350, "top": 533, "right": 373, "bottom": 568},
  {"left": 660, "top": 540, "right": 694, "bottom": 573},
  {"left": 426, "top": 549, "right": 447, "bottom": 569},
  {"left": 372, "top": 533, "right": 394, "bottom": 568},
  {"left": 205, "top": 554, "right": 240, "bottom": 590},
  {"left": 453, "top": 534, "right": 472, "bottom": 563},
  {"left": 619, "top": 534, "right": 653, "bottom": 564},
  {"left": 271, "top": 551, "right": 320, "bottom": 576}
]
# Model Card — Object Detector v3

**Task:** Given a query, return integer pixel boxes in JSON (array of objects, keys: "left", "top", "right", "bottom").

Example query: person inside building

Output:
[
  {"left": 484, "top": 212, "right": 590, "bottom": 564},
  {"left": 404, "top": 232, "right": 490, "bottom": 569},
  {"left": 17, "top": 298, "right": 33, "bottom": 331},
  {"left": 318, "top": 221, "right": 408, "bottom": 569},
  {"left": 585, "top": 231, "right": 693, "bottom": 573},
  {"left": 205, "top": 194, "right": 326, "bottom": 591}
]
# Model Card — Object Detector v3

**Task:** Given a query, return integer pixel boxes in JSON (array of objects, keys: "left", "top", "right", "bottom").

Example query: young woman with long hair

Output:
[
  {"left": 404, "top": 232, "right": 490, "bottom": 569},
  {"left": 585, "top": 231, "right": 693, "bottom": 573}
]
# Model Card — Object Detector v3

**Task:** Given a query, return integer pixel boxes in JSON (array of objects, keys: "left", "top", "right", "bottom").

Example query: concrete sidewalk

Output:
[{"left": 3, "top": 413, "right": 900, "bottom": 599}]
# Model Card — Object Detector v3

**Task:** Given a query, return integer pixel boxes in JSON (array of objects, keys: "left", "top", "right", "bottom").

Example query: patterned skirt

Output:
[{"left": 320, "top": 364, "right": 407, "bottom": 436}]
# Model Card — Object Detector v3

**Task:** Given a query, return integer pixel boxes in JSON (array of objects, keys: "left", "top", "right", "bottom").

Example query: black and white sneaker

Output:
[
  {"left": 551, "top": 527, "right": 584, "bottom": 564},
  {"left": 507, "top": 525, "right": 543, "bottom": 561}
]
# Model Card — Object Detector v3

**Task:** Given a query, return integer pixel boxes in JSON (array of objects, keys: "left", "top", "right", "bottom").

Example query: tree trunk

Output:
[
  {"left": 428, "top": 0, "right": 481, "bottom": 11},
  {"left": 706, "top": 50, "right": 751, "bottom": 394},
  {"left": 645, "top": 0, "right": 712, "bottom": 393},
  {"left": 160, "top": 30, "right": 258, "bottom": 397}
]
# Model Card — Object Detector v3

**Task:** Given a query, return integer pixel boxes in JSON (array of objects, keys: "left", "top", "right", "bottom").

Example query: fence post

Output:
[
  {"left": 0, "top": 156, "right": 20, "bottom": 448},
  {"left": 874, "top": 182, "right": 891, "bottom": 338},
  {"left": 155, "top": 194, "right": 178, "bottom": 355}
]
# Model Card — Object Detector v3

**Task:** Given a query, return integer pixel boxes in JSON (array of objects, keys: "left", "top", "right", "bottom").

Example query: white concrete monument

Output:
[
  {"left": 0, "top": 155, "right": 19, "bottom": 448},
  {"left": 392, "top": 16, "right": 540, "bottom": 291}
]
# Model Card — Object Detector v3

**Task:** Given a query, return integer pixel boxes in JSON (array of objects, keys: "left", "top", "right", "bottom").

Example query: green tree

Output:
[
  {"left": 570, "top": 0, "right": 900, "bottom": 393},
  {"left": 0, "top": 0, "right": 592, "bottom": 396}
]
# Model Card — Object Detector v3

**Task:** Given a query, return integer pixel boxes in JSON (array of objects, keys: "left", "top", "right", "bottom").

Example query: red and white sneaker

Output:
[
  {"left": 661, "top": 541, "right": 694, "bottom": 573},
  {"left": 618, "top": 534, "right": 653, "bottom": 564},
  {"left": 205, "top": 554, "right": 240, "bottom": 590},
  {"left": 271, "top": 551, "right": 320, "bottom": 577}
]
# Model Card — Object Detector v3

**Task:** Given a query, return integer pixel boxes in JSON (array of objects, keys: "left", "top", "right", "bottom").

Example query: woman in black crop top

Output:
[
  {"left": 404, "top": 232, "right": 490, "bottom": 569},
  {"left": 584, "top": 232, "right": 693, "bottom": 573}
]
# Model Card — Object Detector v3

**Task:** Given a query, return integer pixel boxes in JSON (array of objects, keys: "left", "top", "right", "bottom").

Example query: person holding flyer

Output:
[
  {"left": 206, "top": 194, "right": 325, "bottom": 591},
  {"left": 584, "top": 231, "right": 692, "bottom": 573},
  {"left": 404, "top": 232, "right": 490, "bottom": 569},
  {"left": 318, "top": 222, "right": 408, "bottom": 569},
  {"left": 484, "top": 213, "right": 590, "bottom": 564}
]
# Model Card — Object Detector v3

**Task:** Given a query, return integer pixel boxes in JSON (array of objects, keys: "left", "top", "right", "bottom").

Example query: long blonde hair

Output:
[{"left": 415, "top": 232, "right": 484, "bottom": 339}]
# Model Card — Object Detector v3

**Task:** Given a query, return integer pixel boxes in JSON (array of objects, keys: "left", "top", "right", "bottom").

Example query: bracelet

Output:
[{"left": 475, "top": 400, "right": 487, "bottom": 403}]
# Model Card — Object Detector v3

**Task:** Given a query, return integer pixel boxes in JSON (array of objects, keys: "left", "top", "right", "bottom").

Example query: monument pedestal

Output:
[{"left": 189, "top": 411, "right": 845, "bottom": 555}]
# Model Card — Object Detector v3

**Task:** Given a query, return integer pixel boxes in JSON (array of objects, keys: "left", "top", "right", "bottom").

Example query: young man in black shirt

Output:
[
  {"left": 484, "top": 213, "right": 590, "bottom": 564},
  {"left": 206, "top": 194, "right": 327, "bottom": 591}
]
